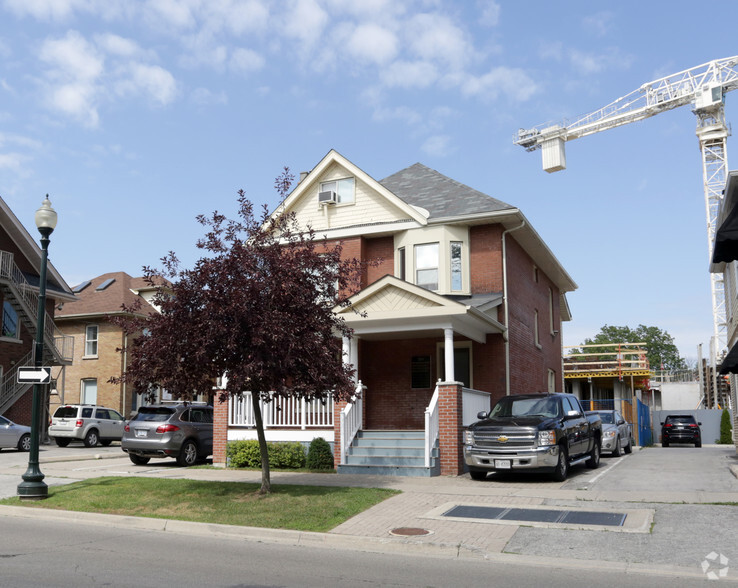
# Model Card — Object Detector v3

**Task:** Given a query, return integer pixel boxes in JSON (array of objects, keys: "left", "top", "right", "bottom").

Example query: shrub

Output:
[
  {"left": 226, "top": 440, "right": 306, "bottom": 469},
  {"left": 719, "top": 408, "right": 733, "bottom": 444},
  {"left": 307, "top": 437, "right": 334, "bottom": 470}
]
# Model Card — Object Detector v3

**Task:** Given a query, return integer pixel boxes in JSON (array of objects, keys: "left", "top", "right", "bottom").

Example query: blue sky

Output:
[{"left": 1, "top": 0, "right": 737, "bottom": 362}]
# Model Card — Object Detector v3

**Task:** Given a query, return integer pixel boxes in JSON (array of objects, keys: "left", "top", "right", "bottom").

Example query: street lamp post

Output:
[{"left": 17, "top": 196, "right": 57, "bottom": 500}]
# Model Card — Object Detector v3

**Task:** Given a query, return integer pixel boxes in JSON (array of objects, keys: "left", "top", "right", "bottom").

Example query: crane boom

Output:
[{"left": 514, "top": 55, "right": 738, "bottom": 366}]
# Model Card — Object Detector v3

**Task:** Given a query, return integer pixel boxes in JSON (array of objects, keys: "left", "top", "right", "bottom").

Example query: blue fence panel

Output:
[{"left": 637, "top": 398, "right": 652, "bottom": 446}]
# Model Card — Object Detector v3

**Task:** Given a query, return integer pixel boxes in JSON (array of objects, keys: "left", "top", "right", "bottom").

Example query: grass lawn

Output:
[{"left": 0, "top": 477, "right": 399, "bottom": 532}]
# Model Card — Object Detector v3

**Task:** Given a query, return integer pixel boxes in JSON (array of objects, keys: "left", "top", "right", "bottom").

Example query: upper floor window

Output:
[
  {"left": 398, "top": 247, "right": 406, "bottom": 281},
  {"left": 450, "top": 242, "right": 462, "bottom": 291},
  {"left": 2, "top": 301, "right": 19, "bottom": 339},
  {"left": 320, "top": 177, "right": 355, "bottom": 204},
  {"left": 85, "top": 325, "right": 98, "bottom": 357},
  {"left": 415, "top": 243, "right": 439, "bottom": 291}
]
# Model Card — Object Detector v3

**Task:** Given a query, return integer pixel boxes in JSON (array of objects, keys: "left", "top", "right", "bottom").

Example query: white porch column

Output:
[
  {"left": 350, "top": 336, "right": 359, "bottom": 384},
  {"left": 342, "top": 335, "right": 351, "bottom": 369},
  {"left": 444, "top": 328, "right": 455, "bottom": 383}
]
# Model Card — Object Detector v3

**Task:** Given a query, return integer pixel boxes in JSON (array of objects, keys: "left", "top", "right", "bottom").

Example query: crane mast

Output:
[{"left": 515, "top": 56, "right": 738, "bottom": 360}]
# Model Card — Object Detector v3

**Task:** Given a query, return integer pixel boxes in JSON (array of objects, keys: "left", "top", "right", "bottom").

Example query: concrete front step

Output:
[
  {"left": 337, "top": 463, "right": 440, "bottom": 477},
  {"left": 349, "top": 445, "right": 426, "bottom": 457}
]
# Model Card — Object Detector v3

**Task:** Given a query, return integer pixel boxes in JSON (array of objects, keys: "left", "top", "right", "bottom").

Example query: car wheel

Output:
[
  {"left": 18, "top": 433, "right": 31, "bottom": 452},
  {"left": 469, "top": 470, "right": 487, "bottom": 481},
  {"left": 177, "top": 440, "right": 198, "bottom": 467},
  {"left": 586, "top": 439, "right": 600, "bottom": 469},
  {"left": 83, "top": 429, "right": 99, "bottom": 448},
  {"left": 129, "top": 454, "right": 150, "bottom": 466},
  {"left": 612, "top": 436, "right": 622, "bottom": 457},
  {"left": 100, "top": 440, "right": 113, "bottom": 447},
  {"left": 662, "top": 440, "right": 669, "bottom": 448},
  {"left": 696, "top": 440, "right": 702, "bottom": 448},
  {"left": 552, "top": 445, "right": 568, "bottom": 482},
  {"left": 54, "top": 438, "right": 71, "bottom": 447},
  {"left": 624, "top": 437, "right": 633, "bottom": 454}
]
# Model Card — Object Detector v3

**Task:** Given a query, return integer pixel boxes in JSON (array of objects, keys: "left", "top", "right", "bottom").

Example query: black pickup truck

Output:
[{"left": 463, "top": 393, "right": 602, "bottom": 481}]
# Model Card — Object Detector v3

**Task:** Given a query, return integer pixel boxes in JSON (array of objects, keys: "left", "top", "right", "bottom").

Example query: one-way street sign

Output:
[{"left": 17, "top": 367, "right": 51, "bottom": 384}]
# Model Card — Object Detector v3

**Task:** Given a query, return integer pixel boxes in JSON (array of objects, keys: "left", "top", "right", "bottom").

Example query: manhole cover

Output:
[{"left": 390, "top": 527, "right": 433, "bottom": 536}]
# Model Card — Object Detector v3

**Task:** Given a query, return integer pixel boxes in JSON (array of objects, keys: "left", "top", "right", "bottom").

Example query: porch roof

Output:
[{"left": 335, "top": 275, "right": 505, "bottom": 343}]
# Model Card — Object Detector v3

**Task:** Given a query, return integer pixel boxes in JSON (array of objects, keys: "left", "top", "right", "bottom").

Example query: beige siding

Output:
[
  {"left": 353, "top": 286, "right": 439, "bottom": 314},
  {"left": 289, "top": 162, "right": 412, "bottom": 231}
]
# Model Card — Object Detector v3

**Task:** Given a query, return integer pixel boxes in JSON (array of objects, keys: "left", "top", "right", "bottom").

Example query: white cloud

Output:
[
  {"left": 346, "top": 23, "right": 398, "bottom": 65},
  {"left": 230, "top": 47, "right": 265, "bottom": 73},
  {"left": 583, "top": 11, "right": 614, "bottom": 37},
  {"left": 3, "top": 0, "right": 86, "bottom": 21},
  {"left": 407, "top": 13, "right": 471, "bottom": 69},
  {"left": 421, "top": 134, "right": 454, "bottom": 157},
  {"left": 95, "top": 33, "right": 143, "bottom": 58},
  {"left": 0, "top": 152, "right": 26, "bottom": 171},
  {"left": 143, "top": 0, "right": 197, "bottom": 30},
  {"left": 478, "top": 0, "right": 501, "bottom": 27},
  {"left": 569, "top": 47, "right": 632, "bottom": 75},
  {"left": 460, "top": 66, "right": 538, "bottom": 101},
  {"left": 380, "top": 60, "right": 437, "bottom": 89},
  {"left": 119, "top": 63, "right": 178, "bottom": 105},
  {"left": 282, "top": 0, "right": 328, "bottom": 49},
  {"left": 190, "top": 87, "right": 228, "bottom": 105}
]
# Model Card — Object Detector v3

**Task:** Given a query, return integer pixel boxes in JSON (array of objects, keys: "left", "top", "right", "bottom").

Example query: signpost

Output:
[{"left": 17, "top": 367, "right": 51, "bottom": 384}]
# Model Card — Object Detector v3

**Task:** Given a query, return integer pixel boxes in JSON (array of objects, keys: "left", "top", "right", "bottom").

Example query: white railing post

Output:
[
  {"left": 301, "top": 397, "right": 307, "bottom": 430},
  {"left": 424, "top": 383, "right": 440, "bottom": 468},
  {"left": 339, "top": 380, "right": 364, "bottom": 465}
]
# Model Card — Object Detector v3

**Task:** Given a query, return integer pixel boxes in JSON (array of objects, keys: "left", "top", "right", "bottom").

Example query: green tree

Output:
[
  {"left": 719, "top": 408, "right": 733, "bottom": 444},
  {"left": 581, "top": 324, "right": 687, "bottom": 371}
]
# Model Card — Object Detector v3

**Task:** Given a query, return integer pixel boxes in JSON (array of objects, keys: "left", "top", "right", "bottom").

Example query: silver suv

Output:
[
  {"left": 121, "top": 403, "right": 213, "bottom": 467},
  {"left": 49, "top": 405, "right": 126, "bottom": 447}
]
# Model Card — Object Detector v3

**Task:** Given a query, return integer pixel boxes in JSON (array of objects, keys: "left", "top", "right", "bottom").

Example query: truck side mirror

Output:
[{"left": 477, "top": 411, "right": 488, "bottom": 420}]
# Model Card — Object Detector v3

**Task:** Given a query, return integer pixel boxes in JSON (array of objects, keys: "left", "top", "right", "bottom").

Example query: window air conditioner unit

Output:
[{"left": 318, "top": 190, "right": 337, "bottom": 205}]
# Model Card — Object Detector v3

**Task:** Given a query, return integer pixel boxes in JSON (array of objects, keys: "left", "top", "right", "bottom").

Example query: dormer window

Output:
[
  {"left": 415, "top": 243, "right": 439, "bottom": 291},
  {"left": 320, "top": 177, "right": 355, "bottom": 204}
]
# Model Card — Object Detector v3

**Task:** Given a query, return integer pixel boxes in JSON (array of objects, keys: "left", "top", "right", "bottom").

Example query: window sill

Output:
[
  {"left": 82, "top": 355, "right": 99, "bottom": 360},
  {"left": 0, "top": 336, "right": 22, "bottom": 344}
]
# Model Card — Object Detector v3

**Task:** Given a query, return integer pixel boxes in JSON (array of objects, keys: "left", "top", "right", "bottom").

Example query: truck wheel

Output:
[
  {"left": 586, "top": 440, "right": 600, "bottom": 468},
  {"left": 552, "top": 446, "right": 568, "bottom": 482},
  {"left": 469, "top": 470, "right": 487, "bottom": 481}
]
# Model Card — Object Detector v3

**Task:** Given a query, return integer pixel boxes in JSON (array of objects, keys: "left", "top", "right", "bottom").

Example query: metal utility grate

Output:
[{"left": 443, "top": 505, "right": 626, "bottom": 527}]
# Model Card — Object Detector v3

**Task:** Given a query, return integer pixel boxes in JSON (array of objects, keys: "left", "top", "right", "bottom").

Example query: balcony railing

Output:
[
  {"left": 0, "top": 250, "right": 73, "bottom": 363},
  {"left": 228, "top": 391, "right": 335, "bottom": 429}
]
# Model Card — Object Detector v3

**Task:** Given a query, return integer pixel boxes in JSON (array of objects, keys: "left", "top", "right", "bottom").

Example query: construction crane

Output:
[{"left": 515, "top": 55, "right": 738, "bottom": 363}]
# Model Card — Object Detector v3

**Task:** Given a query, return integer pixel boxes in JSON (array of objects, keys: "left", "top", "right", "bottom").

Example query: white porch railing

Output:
[
  {"left": 424, "top": 383, "right": 440, "bottom": 468},
  {"left": 339, "top": 381, "right": 365, "bottom": 465},
  {"left": 462, "top": 387, "right": 492, "bottom": 426},
  {"left": 228, "top": 392, "right": 334, "bottom": 429}
]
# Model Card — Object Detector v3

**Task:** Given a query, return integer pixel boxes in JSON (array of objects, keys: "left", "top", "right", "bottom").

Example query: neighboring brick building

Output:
[
  {"left": 214, "top": 150, "right": 577, "bottom": 476},
  {"left": 54, "top": 272, "right": 161, "bottom": 418},
  {"left": 0, "top": 196, "right": 75, "bottom": 425}
]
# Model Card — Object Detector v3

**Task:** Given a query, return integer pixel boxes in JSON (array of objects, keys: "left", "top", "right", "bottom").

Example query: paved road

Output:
[{"left": 1, "top": 442, "right": 738, "bottom": 583}]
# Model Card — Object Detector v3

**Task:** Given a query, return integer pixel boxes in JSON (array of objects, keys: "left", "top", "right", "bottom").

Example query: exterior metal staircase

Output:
[
  {"left": 0, "top": 250, "right": 73, "bottom": 414},
  {"left": 337, "top": 430, "right": 440, "bottom": 477}
]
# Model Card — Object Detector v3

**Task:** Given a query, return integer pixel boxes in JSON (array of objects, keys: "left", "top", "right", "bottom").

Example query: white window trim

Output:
[
  {"left": 320, "top": 177, "right": 355, "bottom": 205},
  {"left": 84, "top": 324, "right": 99, "bottom": 359},
  {"left": 534, "top": 310, "right": 541, "bottom": 349}
]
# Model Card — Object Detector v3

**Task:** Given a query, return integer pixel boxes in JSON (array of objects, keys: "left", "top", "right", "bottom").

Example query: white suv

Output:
[{"left": 49, "top": 405, "right": 125, "bottom": 447}]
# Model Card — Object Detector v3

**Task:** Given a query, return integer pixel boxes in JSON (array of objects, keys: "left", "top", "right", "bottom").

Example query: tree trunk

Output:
[{"left": 251, "top": 391, "right": 271, "bottom": 494}]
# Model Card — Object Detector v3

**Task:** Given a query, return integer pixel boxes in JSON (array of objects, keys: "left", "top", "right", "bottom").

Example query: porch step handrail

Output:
[
  {"left": 0, "top": 250, "right": 74, "bottom": 363},
  {"left": 339, "top": 380, "right": 364, "bottom": 466},
  {"left": 424, "top": 382, "right": 440, "bottom": 468}
]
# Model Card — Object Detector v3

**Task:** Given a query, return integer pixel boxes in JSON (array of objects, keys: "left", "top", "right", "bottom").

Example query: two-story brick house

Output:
[
  {"left": 0, "top": 196, "right": 75, "bottom": 425},
  {"left": 54, "top": 272, "right": 162, "bottom": 418},
  {"left": 213, "top": 150, "right": 577, "bottom": 476}
]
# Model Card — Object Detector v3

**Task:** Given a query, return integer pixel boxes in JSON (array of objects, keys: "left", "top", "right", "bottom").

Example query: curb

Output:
[{"left": 0, "top": 505, "right": 731, "bottom": 581}]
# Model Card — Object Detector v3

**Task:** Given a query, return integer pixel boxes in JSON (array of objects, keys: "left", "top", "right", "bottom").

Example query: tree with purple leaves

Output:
[{"left": 113, "top": 170, "right": 366, "bottom": 493}]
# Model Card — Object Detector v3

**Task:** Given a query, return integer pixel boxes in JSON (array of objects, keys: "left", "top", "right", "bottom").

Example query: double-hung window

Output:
[
  {"left": 415, "top": 243, "right": 439, "bottom": 291},
  {"left": 2, "top": 301, "right": 19, "bottom": 339},
  {"left": 450, "top": 242, "right": 463, "bottom": 291},
  {"left": 85, "top": 325, "right": 98, "bottom": 357},
  {"left": 320, "top": 178, "right": 355, "bottom": 204}
]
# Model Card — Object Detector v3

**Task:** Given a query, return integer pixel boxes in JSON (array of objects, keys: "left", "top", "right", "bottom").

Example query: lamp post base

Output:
[{"left": 18, "top": 471, "right": 48, "bottom": 500}]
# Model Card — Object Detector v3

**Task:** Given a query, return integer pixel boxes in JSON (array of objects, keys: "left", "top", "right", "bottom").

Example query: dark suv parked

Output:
[
  {"left": 121, "top": 404, "right": 213, "bottom": 466},
  {"left": 661, "top": 414, "right": 702, "bottom": 447}
]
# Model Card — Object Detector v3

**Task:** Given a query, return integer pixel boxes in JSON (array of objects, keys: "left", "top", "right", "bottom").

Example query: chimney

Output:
[{"left": 299, "top": 171, "right": 309, "bottom": 183}]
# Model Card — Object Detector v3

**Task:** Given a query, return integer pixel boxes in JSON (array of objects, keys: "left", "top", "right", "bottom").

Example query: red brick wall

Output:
[
  {"left": 470, "top": 225, "right": 503, "bottom": 294},
  {"left": 213, "top": 394, "right": 228, "bottom": 465},
  {"left": 3, "top": 388, "right": 33, "bottom": 424},
  {"left": 437, "top": 382, "right": 463, "bottom": 475},
  {"left": 505, "top": 235, "right": 563, "bottom": 394},
  {"left": 364, "top": 236, "right": 394, "bottom": 286}
]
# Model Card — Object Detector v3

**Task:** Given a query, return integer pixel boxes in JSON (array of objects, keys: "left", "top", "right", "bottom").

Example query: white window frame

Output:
[
  {"left": 534, "top": 310, "right": 541, "bottom": 348},
  {"left": 320, "top": 177, "right": 355, "bottom": 204},
  {"left": 81, "top": 378, "right": 97, "bottom": 404},
  {"left": 85, "top": 324, "right": 98, "bottom": 358},
  {"left": 415, "top": 243, "right": 439, "bottom": 291}
]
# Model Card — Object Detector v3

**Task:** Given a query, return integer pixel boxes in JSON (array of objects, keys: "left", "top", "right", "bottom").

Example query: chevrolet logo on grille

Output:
[{"left": 497, "top": 435, "right": 509, "bottom": 443}]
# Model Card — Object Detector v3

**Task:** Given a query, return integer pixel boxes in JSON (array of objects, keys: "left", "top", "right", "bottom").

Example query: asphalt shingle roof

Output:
[
  {"left": 379, "top": 163, "right": 515, "bottom": 219},
  {"left": 56, "top": 271, "right": 158, "bottom": 318}
]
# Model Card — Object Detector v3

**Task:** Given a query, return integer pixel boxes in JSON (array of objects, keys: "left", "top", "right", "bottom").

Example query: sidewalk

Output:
[{"left": 1, "top": 446, "right": 738, "bottom": 581}]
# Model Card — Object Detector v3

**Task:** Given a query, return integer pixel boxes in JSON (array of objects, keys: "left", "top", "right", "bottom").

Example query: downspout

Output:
[{"left": 502, "top": 220, "right": 526, "bottom": 395}]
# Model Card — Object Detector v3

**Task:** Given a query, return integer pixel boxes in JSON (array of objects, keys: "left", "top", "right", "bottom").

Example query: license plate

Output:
[
  {"left": 135, "top": 429, "right": 147, "bottom": 438},
  {"left": 495, "top": 459, "right": 512, "bottom": 469}
]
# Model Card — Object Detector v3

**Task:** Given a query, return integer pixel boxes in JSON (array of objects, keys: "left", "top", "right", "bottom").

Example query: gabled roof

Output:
[
  {"left": 380, "top": 163, "right": 515, "bottom": 219},
  {"left": 335, "top": 275, "right": 505, "bottom": 343},
  {"left": 55, "top": 271, "right": 160, "bottom": 320},
  {"left": 0, "top": 196, "right": 75, "bottom": 301}
]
